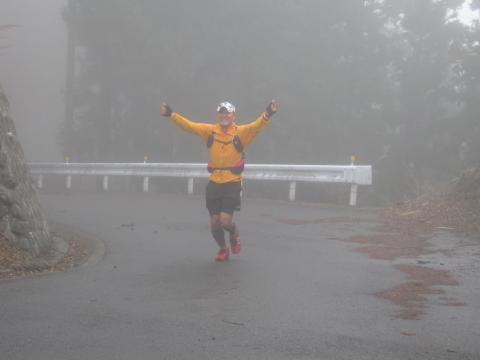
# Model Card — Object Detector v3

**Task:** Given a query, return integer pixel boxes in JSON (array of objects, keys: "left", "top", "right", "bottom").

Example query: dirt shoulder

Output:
[
  {"left": 0, "top": 223, "right": 100, "bottom": 280},
  {"left": 345, "top": 170, "right": 480, "bottom": 320}
]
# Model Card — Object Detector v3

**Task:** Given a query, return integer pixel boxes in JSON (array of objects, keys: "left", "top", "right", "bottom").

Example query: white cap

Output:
[{"left": 216, "top": 101, "right": 236, "bottom": 113}]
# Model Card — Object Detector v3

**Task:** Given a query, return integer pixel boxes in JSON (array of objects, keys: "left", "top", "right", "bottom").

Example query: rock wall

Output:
[{"left": 0, "top": 85, "right": 51, "bottom": 256}]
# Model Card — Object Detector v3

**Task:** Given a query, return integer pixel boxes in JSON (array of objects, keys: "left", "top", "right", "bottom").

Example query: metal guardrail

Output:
[{"left": 28, "top": 162, "right": 372, "bottom": 206}]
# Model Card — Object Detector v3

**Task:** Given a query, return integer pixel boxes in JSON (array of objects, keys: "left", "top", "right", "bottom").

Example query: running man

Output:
[{"left": 160, "top": 100, "right": 277, "bottom": 261}]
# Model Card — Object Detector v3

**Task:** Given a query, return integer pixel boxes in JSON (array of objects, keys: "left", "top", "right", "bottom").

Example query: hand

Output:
[
  {"left": 266, "top": 99, "right": 277, "bottom": 117},
  {"left": 160, "top": 102, "right": 172, "bottom": 117}
]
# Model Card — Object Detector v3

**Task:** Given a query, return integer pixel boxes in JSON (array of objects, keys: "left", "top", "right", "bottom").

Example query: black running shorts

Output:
[{"left": 206, "top": 180, "right": 241, "bottom": 216}]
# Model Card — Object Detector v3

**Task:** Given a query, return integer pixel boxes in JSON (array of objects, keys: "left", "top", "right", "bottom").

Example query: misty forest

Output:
[{"left": 60, "top": 0, "right": 479, "bottom": 204}]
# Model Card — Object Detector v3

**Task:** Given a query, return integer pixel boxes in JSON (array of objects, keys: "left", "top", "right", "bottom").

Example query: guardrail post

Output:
[
  {"left": 349, "top": 155, "right": 358, "bottom": 206},
  {"left": 37, "top": 175, "right": 43, "bottom": 189},
  {"left": 65, "top": 157, "right": 72, "bottom": 190},
  {"left": 103, "top": 176, "right": 109, "bottom": 191},
  {"left": 143, "top": 176, "right": 149, "bottom": 193},
  {"left": 143, "top": 156, "right": 149, "bottom": 193},
  {"left": 349, "top": 184, "right": 358, "bottom": 206},
  {"left": 289, "top": 181, "right": 296, "bottom": 201},
  {"left": 188, "top": 178, "right": 194, "bottom": 194}
]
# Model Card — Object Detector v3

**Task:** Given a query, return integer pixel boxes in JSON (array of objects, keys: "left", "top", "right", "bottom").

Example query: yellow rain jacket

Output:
[{"left": 170, "top": 112, "right": 270, "bottom": 184}]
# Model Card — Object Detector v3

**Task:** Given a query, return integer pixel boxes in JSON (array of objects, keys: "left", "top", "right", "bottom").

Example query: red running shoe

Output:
[
  {"left": 215, "top": 246, "right": 230, "bottom": 261},
  {"left": 230, "top": 230, "right": 241, "bottom": 254}
]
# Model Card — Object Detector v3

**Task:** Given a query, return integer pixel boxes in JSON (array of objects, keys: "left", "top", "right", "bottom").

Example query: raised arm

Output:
[
  {"left": 161, "top": 102, "right": 212, "bottom": 141},
  {"left": 237, "top": 100, "right": 277, "bottom": 146}
]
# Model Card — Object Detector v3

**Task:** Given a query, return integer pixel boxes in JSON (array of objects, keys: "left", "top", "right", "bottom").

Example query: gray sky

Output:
[{"left": 0, "top": 0, "right": 66, "bottom": 161}]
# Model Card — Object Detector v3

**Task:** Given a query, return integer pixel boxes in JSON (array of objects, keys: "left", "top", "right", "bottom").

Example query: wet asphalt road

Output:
[{"left": 0, "top": 193, "right": 479, "bottom": 360}]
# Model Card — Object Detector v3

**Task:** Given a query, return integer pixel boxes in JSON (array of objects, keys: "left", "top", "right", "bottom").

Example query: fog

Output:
[
  {"left": 0, "top": 0, "right": 66, "bottom": 161},
  {"left": 1, "top": 0, "right": 479, "bottom": 204}
]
